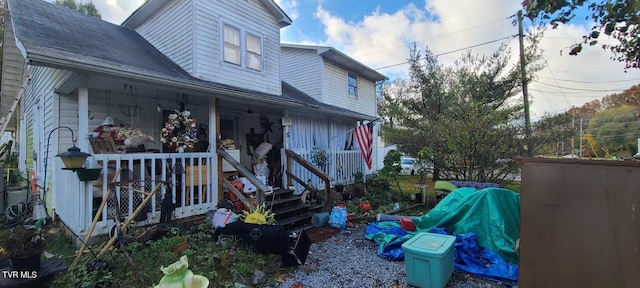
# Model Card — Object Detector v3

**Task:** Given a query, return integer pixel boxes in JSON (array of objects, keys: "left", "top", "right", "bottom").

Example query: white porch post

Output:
[
  {"left": 78, "top": 74, "right": 91, "bottom": 232},
  {"left": 282, "top": 110, "right": 290, "bottom": 187},
  {"left": 209, "top": 97, "right": 218, "bottom": 204}
]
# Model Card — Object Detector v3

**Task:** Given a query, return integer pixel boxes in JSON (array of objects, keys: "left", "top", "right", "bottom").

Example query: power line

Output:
[
  {"left": 373, "top": 35, "right": 517, "bottom": 71},
  {"left": 534, "top": 81, "right": 634, "bottom": 92},
  {"left": 529, "top": 89, "right": 627, "bottom": 95},
  {"left": 353, "top": 15, "right": 515, "bottom": 58},
  {"left": 531, "top": 88, "right": 608, "bottom": 97},
  {"left": 545, "top": 67, "right": 571, "bottom": 106},
  {"left": 529, "top": 90, "right": 628, "bottom": 97},
  {"left": 530, "top": 83, "right": 562, "bottom": 111},
  {"left": 537, "top": 76, "right": 640, "bottom": 84}
]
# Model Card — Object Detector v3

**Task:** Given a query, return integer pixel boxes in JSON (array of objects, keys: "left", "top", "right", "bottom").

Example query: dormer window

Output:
[
  {"left": 222, "top": 22, "right": 263, "bottom": 71},
  {"left": 348, "top": 72, "right": 358, "bottom": 98}
]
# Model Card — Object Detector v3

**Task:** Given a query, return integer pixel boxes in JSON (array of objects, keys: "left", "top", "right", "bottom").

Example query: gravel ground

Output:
[{"left": 275, "top": 224, "right": 510, "bottom": 288}]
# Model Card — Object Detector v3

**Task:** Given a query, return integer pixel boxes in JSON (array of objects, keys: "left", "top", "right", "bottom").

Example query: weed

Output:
[{"left": 48, "top": 222, "right": 283, "bottom": 287}]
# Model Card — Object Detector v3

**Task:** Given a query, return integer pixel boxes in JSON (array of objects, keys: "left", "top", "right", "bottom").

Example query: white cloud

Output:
[
  {"left": 529, "top": 24, "right": 640, "bottom": 118},
  {"left": 50, "top": 1, "right": 640, "bottom": 117},
  {"left": 309, "top": 0, "right": 640, "bottom": 116},
  {"left": 274, "top": 0, "right": 299, "bottom": 21},
  {"left": 275, "top": 0, "right": 298, "bottom": 39},
  {"left": 92, "top": 0, "right": 146, "bottom": 24}
]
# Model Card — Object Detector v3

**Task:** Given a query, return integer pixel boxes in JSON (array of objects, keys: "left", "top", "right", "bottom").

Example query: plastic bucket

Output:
[{"left": 311, "top": 212, "right": 330, "bottom": 227}]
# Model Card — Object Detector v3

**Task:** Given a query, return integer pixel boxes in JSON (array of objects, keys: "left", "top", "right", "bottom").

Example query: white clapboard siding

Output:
[
  {"left": 322, "top": 61, "right": 377, "bottom": 117},
  {"left": 280, "top": 47, "right": 323, "bottom": 101},
  {"left": 193, "top": 0, "right": 282, "bottom": 94},
  {"left": 134, "top": 0, "right": 282, "bottom": 95},
  {"left": 19, "top": 66, "right": 76, "bottom": 220},
  {"left": 136, "top": 0, "right": 194, "bottom": 74}
]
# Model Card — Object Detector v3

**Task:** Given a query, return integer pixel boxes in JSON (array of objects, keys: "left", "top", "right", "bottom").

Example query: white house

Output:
[{"left": 0, "top": 0, "right": 386, "bottom": 236}]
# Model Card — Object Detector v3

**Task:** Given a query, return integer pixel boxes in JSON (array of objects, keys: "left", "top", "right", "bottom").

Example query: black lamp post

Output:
[
  {"left": 46, "top": 126, "right": 91, "bottom": 172},
  {"left": 39, "top": 126, "right": 92, "bottom": 219}
]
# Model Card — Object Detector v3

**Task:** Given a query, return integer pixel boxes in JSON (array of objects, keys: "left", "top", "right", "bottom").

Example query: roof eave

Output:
[
  {"left": 318, "top": 49, "right": 387, "bottom": 82},
  {"left": 282, "top": 44, "right": 387, "bottom": 82},
  {"left": 260, "top": 0, "right": 292, "bottom": 28},
  {"left": 121, "top": 0, "right": 170, "bottom": 28},
  {"left": 25, "top": 52, "right": 312, "bottom": 108},
  {"left": 123, "top": 0, "right": 292, "bottom": 29}
]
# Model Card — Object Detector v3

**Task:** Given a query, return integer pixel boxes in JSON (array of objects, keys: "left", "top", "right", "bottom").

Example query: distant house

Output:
[{"left": 1, "top": 0, "right": 386, "bottom": 236}]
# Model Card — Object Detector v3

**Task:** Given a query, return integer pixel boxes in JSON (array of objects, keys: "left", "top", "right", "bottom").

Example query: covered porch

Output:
[{"left": 50, "top": 74, "right": 368, "bottom": 236}]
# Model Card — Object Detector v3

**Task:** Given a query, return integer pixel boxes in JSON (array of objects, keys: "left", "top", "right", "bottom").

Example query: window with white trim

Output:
[
  {"left": 246, "top": 33, "right": 262, "bottom": 71},
  {"left": 223, "top": 24, "right": 241, "bottom": 65},
  {"left": 347, "top": 72, "right": 358, "bottom": 98},
  {"left": 222, "top": 23, "right": 263, "bottom": 71}
]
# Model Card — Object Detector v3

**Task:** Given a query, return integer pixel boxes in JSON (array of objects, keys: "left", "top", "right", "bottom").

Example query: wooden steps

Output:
[{"left": 264, "top": 188, "right": 324, "bottom": 229}]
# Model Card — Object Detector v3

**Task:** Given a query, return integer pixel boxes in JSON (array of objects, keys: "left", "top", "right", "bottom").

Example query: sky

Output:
[{"left": 62, "top": 0, "right": 640, "bottom": 119}]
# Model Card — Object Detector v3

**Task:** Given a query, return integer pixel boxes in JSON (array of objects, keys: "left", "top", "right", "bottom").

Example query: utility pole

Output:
[
  {"left": 579, "top": 118, "right": 583, "bottom": 157},
  {"left": 518, "top": 10, "right": 533, "bottom": 156},
  {"left": 571, "top": 107, "right": 575, "bottom": 155}
]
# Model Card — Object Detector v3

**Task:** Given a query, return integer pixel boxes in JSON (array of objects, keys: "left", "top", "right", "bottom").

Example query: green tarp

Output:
[
  {"left": 366, "top": 187, "right": 520, "bottom": 264},
  {"left": 412, "top": 187, "right": 520, "bottom": 264}
]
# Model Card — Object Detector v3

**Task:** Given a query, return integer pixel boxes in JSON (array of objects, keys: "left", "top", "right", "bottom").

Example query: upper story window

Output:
[
  {"left": 347, "top": 72, "right": 358, "bottom": 98},
  {"left": 222, "top": 23, "right": 263, "bottom": 71},
  {"left": 246, "top": 33, "right": 262, "bottom": 71},
  {"left": 223, "top": 25, "right": 241, "bottom": 65}
]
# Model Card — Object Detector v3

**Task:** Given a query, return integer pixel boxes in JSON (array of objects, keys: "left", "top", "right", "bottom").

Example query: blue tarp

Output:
[
  {"left": 364, "top": 187, "right": 521, "bottom": 285},
  {"left": 430, "top": 228, "right": 519, "bottom": 286}
]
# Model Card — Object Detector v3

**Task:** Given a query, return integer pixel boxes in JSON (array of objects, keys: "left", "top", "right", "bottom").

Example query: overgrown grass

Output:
[
  {"left": 46, "top": 223, "right": 286, "bottom": 287},
  {"left": 35, "top": 175, "right": 521, "bottom": 287}
]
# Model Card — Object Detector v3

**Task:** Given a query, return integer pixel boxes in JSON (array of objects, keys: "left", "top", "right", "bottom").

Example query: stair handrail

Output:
[
  {"left": 284, "top": 149, "right": 333, "bottom": 212},
  {"left": 216, "top": 148, "right": 272, "bottom": 206}
]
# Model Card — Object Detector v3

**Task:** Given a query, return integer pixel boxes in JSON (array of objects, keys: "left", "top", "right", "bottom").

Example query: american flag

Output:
[{"left": 355, "top": 121, "right": 374, "bottom": 170}]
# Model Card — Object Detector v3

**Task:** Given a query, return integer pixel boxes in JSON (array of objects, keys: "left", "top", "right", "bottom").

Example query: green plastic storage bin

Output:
[{"left": 402, "top": 232, "right": 456, "bottom": 288}]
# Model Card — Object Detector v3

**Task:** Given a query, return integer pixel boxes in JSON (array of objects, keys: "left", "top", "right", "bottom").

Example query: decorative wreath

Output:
[
  {"left": 160, "top": 110, "right": 198, "bottom": 153},
  {"left": 310, "top": 145, "right": 331, "bottom": 169}
]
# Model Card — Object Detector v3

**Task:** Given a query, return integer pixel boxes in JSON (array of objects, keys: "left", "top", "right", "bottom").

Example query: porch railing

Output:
[
  {"left": 283, "top": 149, "right": 362, "bottom": 191},
  {"left": 83, "top": 152, "right": 216, "bottom": 236},
  {"left": 283, "top": 149, "right": 335, "bottom": 212},
  {"left": 216, "top": 148, "right": 272, "bottom": 208}
]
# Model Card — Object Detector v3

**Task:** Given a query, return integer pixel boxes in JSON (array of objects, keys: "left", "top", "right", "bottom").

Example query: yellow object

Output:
[
  {"left": 584, "top": 133, "right": 599, "bottom": 158},
  {"left": 240, "top": 203, "right": 276, "bottom": 224}
]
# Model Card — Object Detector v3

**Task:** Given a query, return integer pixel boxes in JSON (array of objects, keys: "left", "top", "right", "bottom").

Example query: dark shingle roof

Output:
[
  {"left": 281, "top": 44, "right": 387, "bottom": 82},
  {"left": 8, "top": 0, "right": 193, "bottom": 81},
  {"left": 282, "top": 81, "right": 376, "bottom": 120},
  {"left": 6, "top": 0, "right": 374, "bottom": 120}
]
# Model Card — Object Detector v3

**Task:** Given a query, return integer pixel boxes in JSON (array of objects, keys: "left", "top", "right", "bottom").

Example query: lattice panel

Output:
[{"left": 105, "top": 179, "right": 170, "bottom": 220}]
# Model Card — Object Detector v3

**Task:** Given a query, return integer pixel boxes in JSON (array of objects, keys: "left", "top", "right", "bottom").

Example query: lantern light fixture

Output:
[{"left": 56, "top": 145, "right": 91, "bottom": 171}]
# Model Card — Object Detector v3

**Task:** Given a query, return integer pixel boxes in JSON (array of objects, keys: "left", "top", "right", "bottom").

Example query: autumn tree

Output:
[
  {"left": 588, "top": 105, "right": 640, "bottom": 154},
  {"left": 523, "top": 0, "right": 640, "bottom": 69},
  {"left": 530, "top": 112, "right": 575, "bottom": 155}
]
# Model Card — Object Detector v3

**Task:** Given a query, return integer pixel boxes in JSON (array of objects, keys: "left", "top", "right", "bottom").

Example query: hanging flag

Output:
[{"left": 355, "top": 121, "right": 374, "bottom": 170}]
